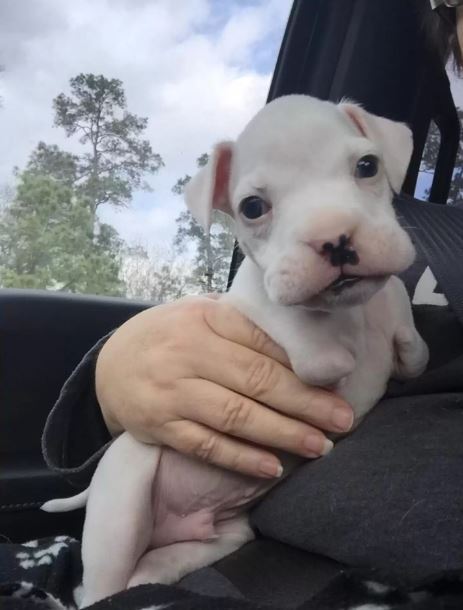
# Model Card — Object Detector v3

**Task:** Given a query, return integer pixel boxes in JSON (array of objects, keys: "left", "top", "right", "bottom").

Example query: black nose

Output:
[{"left": 322, "top": 235, "right": 359, "bottom": 267}]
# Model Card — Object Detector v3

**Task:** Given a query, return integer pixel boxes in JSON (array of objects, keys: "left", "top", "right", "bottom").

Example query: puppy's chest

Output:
[{"left": 338, "top": 306, "right": 395, "bottom": 420}]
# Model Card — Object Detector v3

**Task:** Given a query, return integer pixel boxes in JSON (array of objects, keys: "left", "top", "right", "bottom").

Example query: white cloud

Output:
[{"left": 0, "top": 0, "right": 291, "bottom": 246}]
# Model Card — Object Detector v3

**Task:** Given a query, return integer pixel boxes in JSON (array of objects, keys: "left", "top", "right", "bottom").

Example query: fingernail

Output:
[
  {"left": 259, "top": 459, "right": 283, "bottom": 478},
  {"left": 331, "top": 406, "right": 354, "bottom": 432},
  {"left": 322, "top": 438, "right": 334, "bottom": 455},
  {"left": 304, "top": 435, "right": 334, "bottom": 458}
]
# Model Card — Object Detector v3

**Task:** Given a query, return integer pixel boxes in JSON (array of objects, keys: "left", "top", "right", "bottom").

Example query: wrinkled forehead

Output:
[{"left": 233, "top": 98, "right": 365, "bottom": 178}]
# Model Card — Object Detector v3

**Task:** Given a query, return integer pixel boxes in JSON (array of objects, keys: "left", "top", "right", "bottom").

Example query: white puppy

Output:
[{"left": 43, "top": 95, "right": 428, "bottom": 608}]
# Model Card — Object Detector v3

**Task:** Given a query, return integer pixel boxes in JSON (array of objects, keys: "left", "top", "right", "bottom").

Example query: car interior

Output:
[{"left": 0, "top": 0, "right": 460, "bottom": 596}]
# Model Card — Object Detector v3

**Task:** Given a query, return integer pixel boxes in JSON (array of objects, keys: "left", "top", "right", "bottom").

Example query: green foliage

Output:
[
  {"left": 173, "top": 210, "right": 234, "bottom": 292},
  {"left": 0, "top": 72, "right": 165, "bottom": 296},
  {"left": 172, "top": 174, "right": 191, "bottom": 195},
  {"left": 0, "top": 171, "right": 124, "bottom": 294},
  {"left": 171, "top": 153, "right": 234, "bottom": 293},
  {"left": 53, "top": 73, "right": 164, "bottom": 213},
  {"left": 26, "top": 142, "right": 79, "bottom": 186},
  {"left": 0, "top": 72, "right": 235, "bottom": 299},
  {"left": 196, "top": 153, "right": 209, "bottom": 167}
]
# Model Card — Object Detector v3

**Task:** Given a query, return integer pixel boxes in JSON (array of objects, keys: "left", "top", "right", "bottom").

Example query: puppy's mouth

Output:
[
  {"left": 315, "top": 272, "right": 389, "bottom": 304},
  {"left": 307, "top": 272, "right": 390, "bottom": 307},
  {"left": 274, "top": 272, "right": 390, "bottom": 309},
  {"left": 327, "top": 274, "right": 363, "bottom": 294}
]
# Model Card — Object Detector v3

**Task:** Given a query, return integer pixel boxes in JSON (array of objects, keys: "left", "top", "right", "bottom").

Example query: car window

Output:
[
  {"left": 417, "top": 68, "right": 463, "bottom": 205},
  {"left": 0, "top": 1, "right": 292, "bottom": 301}
]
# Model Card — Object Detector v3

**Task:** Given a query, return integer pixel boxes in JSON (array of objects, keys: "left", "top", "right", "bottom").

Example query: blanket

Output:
[{"left": 2, "top": 536, "right": 463, "bottom": 610}]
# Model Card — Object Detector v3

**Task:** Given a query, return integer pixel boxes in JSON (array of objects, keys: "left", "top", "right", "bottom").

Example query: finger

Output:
[
  {"left": 177, "top": 378, "right": 333, "bottom": 457},
  {"left": 203, "top": 299, "right": 290, "bottom": 366},
  {"left": 160, "top": 419, "right": 284, "bottom": 478},
  {"left": 192, "top": 336, "right": 353, "bottom": 434}
]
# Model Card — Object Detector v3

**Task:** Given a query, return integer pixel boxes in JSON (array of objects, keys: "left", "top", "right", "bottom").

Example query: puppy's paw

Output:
[
  {"left": 292, "top": 348, "right": 355, "bottom": 387},
  {"left": 393, "top": 326, "right": 429, "bottom": 379}
]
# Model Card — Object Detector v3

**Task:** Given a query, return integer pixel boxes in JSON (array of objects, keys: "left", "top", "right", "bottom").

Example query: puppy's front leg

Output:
[
  {"left": 262, "top": 309, "right": 355, "bottom": 388},
  {"left": 386, "top": 276, "right": 429, "bottom": 380},
  {"left": 229, "top": 295, "right": 356, "bottom": 388},
  {"left": 290, "top": 343, "right": 355, "bottom": 388},
  {"left": 393, "top": 326, "right": 429, "bottom": 380}
]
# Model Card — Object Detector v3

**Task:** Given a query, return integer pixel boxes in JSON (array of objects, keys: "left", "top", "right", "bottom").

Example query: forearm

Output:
[{"left": 41, "top": 333, "right": 114, "bottom": 488}]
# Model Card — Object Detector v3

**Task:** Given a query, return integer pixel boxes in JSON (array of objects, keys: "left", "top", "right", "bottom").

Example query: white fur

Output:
[{"left": 43, "top": 95, "right": 428, "bottom": 607}]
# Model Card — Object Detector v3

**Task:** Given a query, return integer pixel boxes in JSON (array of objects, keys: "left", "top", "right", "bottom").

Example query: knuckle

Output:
[
  {"left": 179, "top": 296, "right": 219, "bottom": 334},
  {"left": 220, "top": 395, "right": 253, "bottom": 433},
  {"left": 191, "top": 433, "right": 221, "bottom": 463},
  {"left": 181, "top": 295, "right": 213, "bottom": 317},
  {"left": 245, "top": 356, "right": 278, "bottom": 397},
  {"left": 251, "top": 325, "right": 274, "bottom": 355},
  {"left": 171, "top": 297, "right": 205, "bottom": 328},
  {"left": 158, "top": 419, "right": 183, "bottom": 445},
  {"left": 146, "top": 367, "right": 176, "bottom": 393}
]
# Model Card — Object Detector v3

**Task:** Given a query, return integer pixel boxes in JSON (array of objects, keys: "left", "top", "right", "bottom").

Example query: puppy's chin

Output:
[
  {"left": 267, "top": 276, "right": 389, "bottom": 310},
  {"left": 304, "top": 276, "right": 389, "bottom": 310}
]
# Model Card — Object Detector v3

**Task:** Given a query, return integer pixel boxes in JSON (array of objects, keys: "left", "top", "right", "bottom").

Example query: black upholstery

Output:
[
  {"left": 0, "top": 289, "right": 149, "bottom": 542},
  {"left": 229, "top": 0, "right": 460, "bottom": 285}
]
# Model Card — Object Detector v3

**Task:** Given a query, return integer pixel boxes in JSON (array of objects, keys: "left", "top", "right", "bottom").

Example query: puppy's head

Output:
[{"left": 185, "top": 95, "right": 415, "bottom": 309}]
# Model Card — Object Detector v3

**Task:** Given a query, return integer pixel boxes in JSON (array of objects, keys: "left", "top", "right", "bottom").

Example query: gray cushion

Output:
[{"left": 251, "top": 393, "right": 463, "bottom": 586}]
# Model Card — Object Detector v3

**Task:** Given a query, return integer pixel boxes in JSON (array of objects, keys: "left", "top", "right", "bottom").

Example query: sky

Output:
[
  {"left": 0, "top": 0, "right": 293, "bottom": 251},
  {"left": 2, "top": 0, "right": 463, "bottom": 256}
]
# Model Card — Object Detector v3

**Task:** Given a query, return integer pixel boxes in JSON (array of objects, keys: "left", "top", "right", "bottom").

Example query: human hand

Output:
[{"left": 96, "top": 296, "right": 353, "bottom": 478}]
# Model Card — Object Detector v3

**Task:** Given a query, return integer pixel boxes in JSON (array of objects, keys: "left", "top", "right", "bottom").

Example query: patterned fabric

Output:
[{"left": 2, "top": 536, "right": 463, "bottom": 609}]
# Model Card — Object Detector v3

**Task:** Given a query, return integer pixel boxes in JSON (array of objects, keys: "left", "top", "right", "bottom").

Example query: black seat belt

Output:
[{"left": 395, "top": 196, "right": 463, "bottom": 324}]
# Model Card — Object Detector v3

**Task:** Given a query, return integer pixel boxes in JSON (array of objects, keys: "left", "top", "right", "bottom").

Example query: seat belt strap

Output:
[{"left": 395, "top": 196, "right": 463, "bottom": 324}]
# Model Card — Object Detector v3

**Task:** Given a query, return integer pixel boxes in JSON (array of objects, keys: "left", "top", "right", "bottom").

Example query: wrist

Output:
[{"left": 95, "top": 343, "right": 123, "bottom": 437}]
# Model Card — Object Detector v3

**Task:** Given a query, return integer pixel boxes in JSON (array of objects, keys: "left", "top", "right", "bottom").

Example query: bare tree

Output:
[{"left": 121, "top": 243, "right": 196, "bottom": 303}]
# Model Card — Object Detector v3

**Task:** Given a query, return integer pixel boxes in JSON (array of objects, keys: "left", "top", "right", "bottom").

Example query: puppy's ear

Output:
[
  {"left": 184, "top": 141, "right": 234, "bottom": 231},
  {"left": 339, "top": 102, "right": 413, "bottom": 193}
]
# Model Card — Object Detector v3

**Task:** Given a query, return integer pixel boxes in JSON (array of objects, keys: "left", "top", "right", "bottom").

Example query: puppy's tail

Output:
[{"left": 41, "top": 488, "right": 89, "bottom": 513}]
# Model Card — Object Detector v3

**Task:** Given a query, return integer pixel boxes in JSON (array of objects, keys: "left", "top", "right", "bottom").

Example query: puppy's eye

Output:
[
  {"left": 239, "top": 196, "right": 270, "bottom": 220},
  {"left": 355, "top": 154, "right": 379, "bottom": 179}
]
